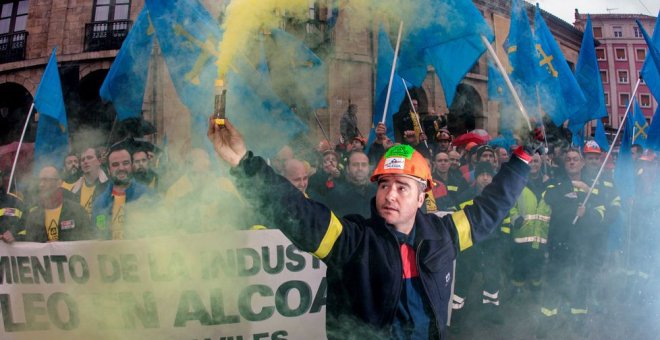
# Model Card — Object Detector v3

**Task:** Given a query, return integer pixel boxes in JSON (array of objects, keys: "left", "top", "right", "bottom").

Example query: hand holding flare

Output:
[{"left": 207, "top": 117, "right": 247, "bottom": 167}]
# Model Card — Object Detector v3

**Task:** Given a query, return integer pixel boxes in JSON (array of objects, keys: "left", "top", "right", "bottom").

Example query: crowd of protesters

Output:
[{"left": 0, "top": 102, "right": 659, "bottom": 338}]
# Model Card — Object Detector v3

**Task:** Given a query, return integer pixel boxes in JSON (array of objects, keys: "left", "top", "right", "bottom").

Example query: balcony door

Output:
[{"left": 0, "top": 0, "right": 28, "bottom": 63}]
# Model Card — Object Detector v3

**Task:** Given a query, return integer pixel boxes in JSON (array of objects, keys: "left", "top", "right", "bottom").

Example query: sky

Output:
[{"left": 534, "top": 0, "right": 659, "bottom": 25}]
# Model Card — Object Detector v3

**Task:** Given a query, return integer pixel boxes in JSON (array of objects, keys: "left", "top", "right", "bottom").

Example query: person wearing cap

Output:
[
  {"left": 458, "top": 142, "right": 479, "bottom": 183},
  {"left": 208, "top": 118, "right": 532, "bottom": 339},
  {"left": 434, "top": 129, "right": 453, "bottom": 154},
  {"left": 582, "top": 140, "right": 604, "bottom": 180},
  {"left": 451, "top": 162, "right": 510, "bottom": 329},
  {"left": 0, "top": 169, "right": 25, "bottom": 243},
  {"left": 536, "top": 148, "right": 616, "bottom": 337}
]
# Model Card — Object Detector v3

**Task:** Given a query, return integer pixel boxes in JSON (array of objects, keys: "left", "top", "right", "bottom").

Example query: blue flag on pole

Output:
[
  {"left": 488, "top": 58, "right": 518, "bottom": 137},
  {"left": 269, "top": 29, "right": 328, "bottom": 110},
  {"left": 368, "top": 26, "right": 405, "bottom": 149},
  {"left": 396, "top": 0, "right": 494, "bottom": 107},
  {"left": 638, "top": 16, "right": 660, "bottom": 102},
  {"left": 226, "top": 57, "right": 307, "bottom": 159},
  {"left": 646, "top": 107, "right": 660, "bottom": 152},
  {"left": 594, "top": 118, "right": 610, "bottom": 152},
  {"left": 614, "top": 112, "right": 635, "bottom": 199},
  {"left": 632, "top": 99, "right": 648, "bottom": 147},
  {"left": 34, "top": 48, "right": 69, "bottom": 171},
  {"left": 99, "top": 9, "right": 154, "bottom": 121},
  {"left": 145, "top": 0, "right": 223, "bottom": 144},
  {"left": 504, "top": 0, "right": 542, "bottom": 121},
  {"left": 534, "top": 5, "right": 586, "bottom": 126},
  {"left": 570, "top": 15, "right": 608, "bottom": 133}
]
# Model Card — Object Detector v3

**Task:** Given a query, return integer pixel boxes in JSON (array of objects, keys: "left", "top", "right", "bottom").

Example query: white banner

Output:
[{"left": 0, "top": 230, "right": 327, "bottom": 339}]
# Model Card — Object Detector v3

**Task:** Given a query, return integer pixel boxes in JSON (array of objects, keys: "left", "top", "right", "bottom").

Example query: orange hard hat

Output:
[
  {"left": 583, "top": 140, "right": 602, "bottom": 154},
  {"left": 370, "top": 144, "right": 433, "bottom": 192}
]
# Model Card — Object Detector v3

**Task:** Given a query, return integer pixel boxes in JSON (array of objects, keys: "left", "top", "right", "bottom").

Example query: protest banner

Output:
[{"left": 0, "top": 230, "right": 327, "bottom": 339}]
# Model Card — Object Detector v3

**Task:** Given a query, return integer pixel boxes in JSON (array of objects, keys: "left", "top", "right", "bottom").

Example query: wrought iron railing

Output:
[
  {"left": 0, "top": 31, "right": 28, "bottom": 64},
  {"left": 84, "top": 20, "right": 132, "bottom": 52}
]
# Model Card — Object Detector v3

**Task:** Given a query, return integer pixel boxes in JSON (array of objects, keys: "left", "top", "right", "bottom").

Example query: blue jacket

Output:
[
  {"left": 91, "top": 180, "right": 151, "bottom": 239},
  {"left": 231, "top": 152, "right": 529, "bottom": 338}
]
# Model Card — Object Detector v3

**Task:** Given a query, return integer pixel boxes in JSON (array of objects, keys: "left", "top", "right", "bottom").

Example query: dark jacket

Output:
[
  {"left": 320, "top": 179, "right": 377, "bottom": 217},
  {"left": 231, "top": 152, "right": 529, "bottom": 338},
  {"left": 24, "top": 198, "right": 92, "bottom": 242},
  {"left": 0, "top": 189, "right": 26, "bottom": 239}
]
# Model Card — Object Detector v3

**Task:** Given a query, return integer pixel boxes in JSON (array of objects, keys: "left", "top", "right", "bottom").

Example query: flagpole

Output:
[
  {"left": 7, "top": 103, "right": 35, "bottom": 194},
  {"left": 572, "top": 78, "right": 642, "bottom": 224},
  {"left": 480, "top": 35, "right": 532, "bottom": 131},
  {"left": 313, "top": 110, "right": 331, "bottom": 143},
  {"left": 381, "top": 21, "right": 404, "bottom": 125},
  {"left": 402, "top": 78, "right": 431, "bottom": 153}
]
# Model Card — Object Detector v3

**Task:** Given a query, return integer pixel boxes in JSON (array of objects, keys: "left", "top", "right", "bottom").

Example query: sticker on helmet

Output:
[
  {"left": 384, "top": 157, "right": 405, "bottom": 170},
  {"left": 384, "top": 145, "right": 415, "bottom": 159}
]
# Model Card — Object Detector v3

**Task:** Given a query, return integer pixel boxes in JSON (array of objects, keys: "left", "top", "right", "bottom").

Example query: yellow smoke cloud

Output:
[{"left": 217, "top": 0, "right": 309, "bottom": 78}]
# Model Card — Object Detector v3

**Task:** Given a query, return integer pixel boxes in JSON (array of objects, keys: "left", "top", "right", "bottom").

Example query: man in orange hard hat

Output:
[{"left": 208, "top": 118, "right": 532, "bottom": 339}]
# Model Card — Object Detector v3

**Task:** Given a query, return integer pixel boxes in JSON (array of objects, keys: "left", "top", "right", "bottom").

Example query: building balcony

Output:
[
  {"left": 0, "top": 31, "right": 28, "bottom": 64},
  {"left": 84, "top": 20, "right": 132, "bottom": 52}
]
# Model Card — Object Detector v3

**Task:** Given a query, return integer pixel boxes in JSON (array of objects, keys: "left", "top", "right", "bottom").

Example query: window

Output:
[
  {"left": 596, "top": 48, "right": 606, "bottom": 60},
  {"left": 617, "top": 70, "right": 629, "bottom": 84},
  {"left": 92, "top": 0, "right": 130, "bottom": 22},
  {"left": 604, "top": 92, "right": 610, "bottom": 106},
  {"left": 640, "top": 94, "right": 652, "bottom": 108},
  {"left": 615, "top": 48, "right": 626, "bottom": 61},
  {"left": 619, "top": 93, "right": 630, "bottom": 107},
  {"left": 600, "top": 70, "right": 608, "bottom": 83},
  {"left": 636, "top": 48, "right": 646, "bottom": 61},
  {"left": 613, "top": 26, "right": 623, "bottom": 38},
  {"left": 593, "top": 26, "right": 603, "bottom": 38},
  {"left": 0, "top": 0, "right": 28, "bottom": 35},
  {"left": 639, "top": 71, "right": 646, "bottom": 84},
  {"left": 633, "top": 26, "right": 642, "bottom": 38}
]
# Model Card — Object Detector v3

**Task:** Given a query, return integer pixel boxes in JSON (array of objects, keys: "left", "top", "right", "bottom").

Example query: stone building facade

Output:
[
  {"left": 0, "top": 0, "right": 584, "bottom": 160},
  {"left": 574, "top": 11, "right": 657, "bottom": 129}
]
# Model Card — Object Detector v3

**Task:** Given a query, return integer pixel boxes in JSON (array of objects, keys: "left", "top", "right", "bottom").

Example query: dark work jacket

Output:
[
  {"left": 24, "top": 198, "right": 92, "bottom": 242},
  {"left": 231, "top": 153, "right": 529, "bottom": 339},
  {"left": 320, "top": 179, "right": 377, "bottom": 217},
  {"left": 0, "top": 189, "right": 26, "bottom": 240}
]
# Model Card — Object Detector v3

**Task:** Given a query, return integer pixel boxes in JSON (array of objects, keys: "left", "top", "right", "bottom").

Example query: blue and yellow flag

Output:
[
  {"left": 638, "top": 16, "right": 660, "bottom": 104},
  {"left": 269, "top": 29, "right": 328, "bottom": 110},
  {"left": 632, "top": 99, "right": 648, "bottom": 147},
  {"left": 226, "top": 56, "right": 307, "bottom": 159},
  {"left": 488, "top": 58, "right": 518, "bottom": 137},
  {"left": 504, "top": 0, "right": 541, "bottom": 121},
  {"left": 594, "top": 118, "right": 610, "bottom": 153},
  {"left": 34, "top": 48, "right": 69, "bottom": 171},
  {"left": 100, "top": 9, "right": 154, "bottom": 121},
  {"left": 397, "top": 0, "right": 494, "bottom": 107},
  {"left": 368, "top": 26, "right": 405, "bottom": 149},
  {"left": 614, "top": 111, "right": 636, "bottom": 199},
  {"left": 646, "top": 107, "right": 660, "bottom": 152},
  {"left": 534, "top": 5, "right": 586, "bottom": 126},
  {"left": 570, "top": 15, "right": 608, "bottom": 134},
  {"left": 145, "top": 0, "right": 223, "bottom": 143}
]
